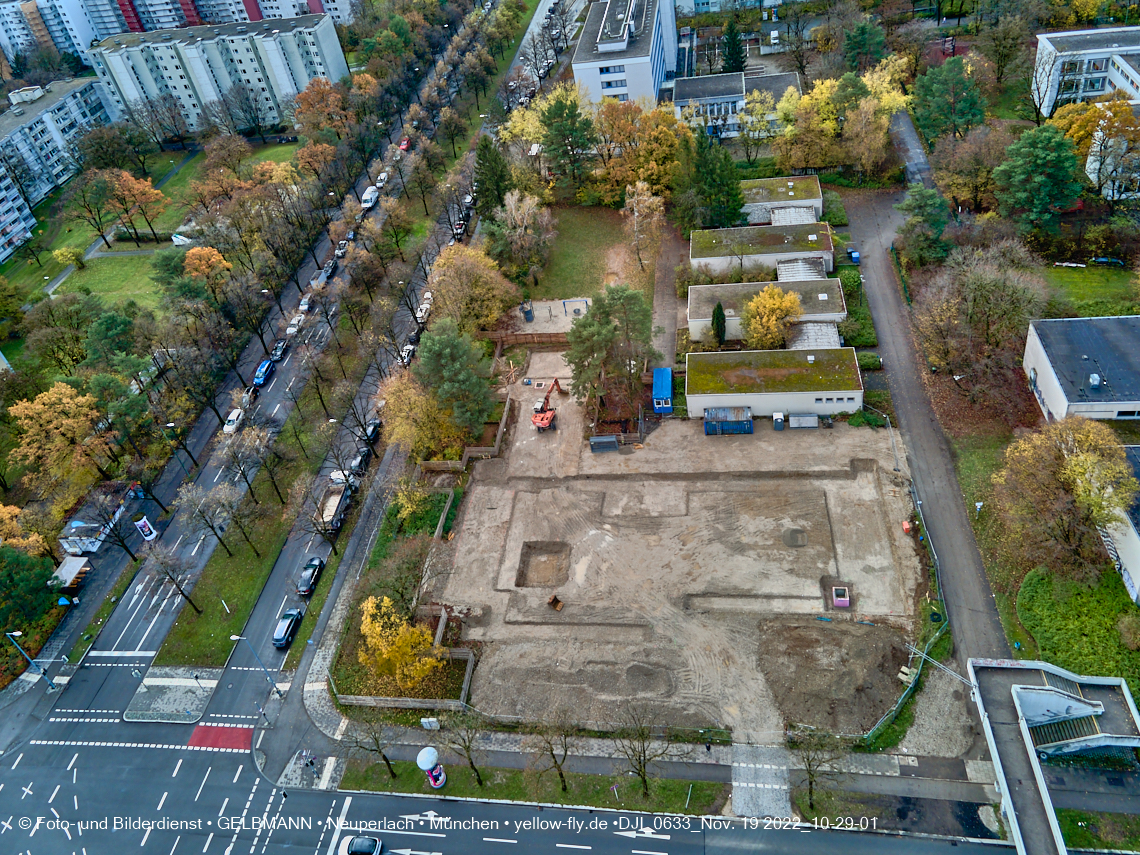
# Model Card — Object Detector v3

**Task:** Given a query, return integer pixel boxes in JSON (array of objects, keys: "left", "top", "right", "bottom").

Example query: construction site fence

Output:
[
  {"left": 861, "top": 481, "right": 949, "bottom": 746},
  {"left": 418, "top": 394, "right": 513, "bottom": 473},
  {"left": 478, "top": 331, "right": 569, "bottom": 346}
]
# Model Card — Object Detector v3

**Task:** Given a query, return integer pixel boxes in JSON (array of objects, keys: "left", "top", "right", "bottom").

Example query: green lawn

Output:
[
  {"left": 340, "top": 759, "right": 728, "bottom": 814},
  {"left": 951, "top": 432, "right": 1042, "bottom": 656},
  {"left": 986, "top": 87, "right": 1027, "bottom": 122},
  {"left": 1041, "top": 265, "right": 1138, "bottom": 317},
  {"left": 56, "top": 255, "right": 162, "bottom": 311},
  {"left": 536, "top": 207, "right": 627, "bottom": 300},
  {"left": 1018, "top": 567, "right": 1140, "bottom": 696},
  {"left": 1057, "top": 809, "right": 1140, "bottom": 851}
]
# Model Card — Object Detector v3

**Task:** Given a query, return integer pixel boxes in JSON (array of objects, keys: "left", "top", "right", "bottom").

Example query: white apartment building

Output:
[
  {"left": 1032, "top": 26, "right": 1140, "bottom": 118},
  {"left": 571, "top": 0, "right": 677, "bottom": 104},
  {"left": 88, "top": 14, "right": 348, "bottom": 131},
  {"left": 0, "top": 78, "right": 115, "bottom": 263},
  {"left": 0, "top": 80, "right": 116, "bottom": 202}
]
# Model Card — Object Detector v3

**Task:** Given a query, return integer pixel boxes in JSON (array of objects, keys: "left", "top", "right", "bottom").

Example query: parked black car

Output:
[
  {"left": 270, "top": 339, "right": 289, "bottom": 362},
  {"left": 364, "top": 417, "right": 382, "bottom": 444},
  {"left": 296, "top": 557, "right": 325, "bottom": 597},
  {"left": 349, "top": 445, "right": 373, "bottom": 475}
]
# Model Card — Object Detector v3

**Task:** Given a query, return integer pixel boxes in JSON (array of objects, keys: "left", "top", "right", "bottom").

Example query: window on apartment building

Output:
[
  {"left": 601, "top": 79, "right": 627, "bottom": 89},
  {"left": 1085, "top": 77, "right": 1106, "bottom": 92},
  {"left": 1088, "top": 58, "right": 1107, "bottom": 72},
  {"left": 617, "top": 94, "right": 628, "bottom": 101},
  {"left": 1062, "top": 60, "right": 1083, "bottom": 75},
  {"left": 598, "top": 65, "right": 624, "bottom": 74}
]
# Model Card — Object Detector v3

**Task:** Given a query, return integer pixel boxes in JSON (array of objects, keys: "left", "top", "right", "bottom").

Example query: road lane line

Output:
[
  {"left": 191, "top": 534, "right": 206, "bottom": 556},
  {"left": 631, "top": 851, "right": 668, "bottom": 855},
  {"left": 484, "top": 838, "right": 517, "bottom": 843},
  {"left": 195, "top": 768, "right": 211, "bottom": 801},
  {"left": 555, "top": 846, "right": 591, "bottom": 850},
  {"left": 174, "top": 534, "right": 184, "bottom": 549},
  {"left": 272, "top": 403, "right": 281, "bottom": 416},
  {"left": 157, "top": 792, "right": 167, "bottom": 810},
  {"left": 218, "top": 797, "right": 229, "bottom": 816},
  {"left": 67, "top": 753, "right": 77, "bottom": 771},
  {"left": 141, "top": 826, "right": 152, "bottom": 846},
  {"left": 277, "top": 594, "right": 288, "bottom": 618},
  {"left": 286, "top": 377, "right": 295, "bottom": 392},
  {"left": 173, "top": 759, "right": 183, "bottom": 777},
  {"left": 213, "top": 468, "right": 222, "bottom": 483},
  {"left": 74, "top": 793, "right": 78, "bottom": 809},
  {"left": 169, "top": 834, "right": 180, "bottom": 854},
  {"left": 324, "top": 796, "right": 351, "bottom": 855},
  {"left": 202, "top": 831, "right": 213, "bottom": 852},
  {"left": 49, "top": 784, "right": 59, "bottom": 803},
  {"left": 232, "top": 765, "right": 242, "bottom": 784},
  {"left": 10, "top": 752, "right": 21, "bottom": 768}
]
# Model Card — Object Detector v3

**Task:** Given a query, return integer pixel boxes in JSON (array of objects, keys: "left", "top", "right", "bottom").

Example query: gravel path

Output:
[{"left": 898, "top": 668, "right": 976, "bottom": 758}]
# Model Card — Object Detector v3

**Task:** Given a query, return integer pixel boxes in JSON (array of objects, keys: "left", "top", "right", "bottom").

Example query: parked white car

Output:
[
  {"left": 298, "top": 293, "right": 313, "bottom": 313},
  {"left": 223, "top": 408, "right": 244, "bottom": 435},
  {"left": 287, "top": 314, "right": 306, "bottom": 335}
]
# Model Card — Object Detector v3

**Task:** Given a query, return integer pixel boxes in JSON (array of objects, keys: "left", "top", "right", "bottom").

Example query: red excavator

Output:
[{"left": 531, "top": 378, "right": 565, "bottom": 432}]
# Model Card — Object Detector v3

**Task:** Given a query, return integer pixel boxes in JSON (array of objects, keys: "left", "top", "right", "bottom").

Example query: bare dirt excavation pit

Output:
[{"left": 435, "top": 352, "right": 923, "bottom": 738}]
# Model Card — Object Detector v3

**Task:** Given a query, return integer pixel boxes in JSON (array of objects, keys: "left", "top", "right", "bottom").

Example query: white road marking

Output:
[
  {"left": 191, "top": 534, "right": 206, "bottom": 556},
  {"left": 484, "top": 838, "right": 517, "bottom": 844},
  {"left": 157, "top": 792, "right": 167, "bottom": 810},
  {"left": 318, "top": 757, "right": 336, "bottom": 789},
  {"left": 213, "top": 468, "right": 223, "bottom": 483},
  {"left": 555, "top": 846, "right": 591, "bottom": 850},
  {"left": 324, "top": 797, "right": 352, "bottom": 855},
  {"left": 74, "top": 794, "right": 78, "bottom": 809},
  {"left": 277, "top": 594, "right": 288, "bottom": 618},
  {"left": 282, "top": 354, "right": 292, "bottom": 368},
  {"left": 195, "top": 768, "right": 210, "bottom": 801},
  {"left": 141, "top": 826, "right": 151, "bottom": 847},
  {"left": 85, "top": 650, "right": 157, "bottom": 657},
  {"left": 29, "top": 740, "right": 246, "bottom": 754},
  {"left": 631, "top": 851, "right": 669, "bottom": 855},
  {"left": 49, "top": 785, "right": 59, "bottom": 803},
  {"left": 173, "top": 759, "right": 182, "bottom": 777},
  {"left": 272, "top": 403, "right": 281, "bottom": 416},
  {"left": 169, "top": 834, "right": 180, "bottom": 854},
  {"left": 232, "top": 765, "right": 242, "bottom": 784},
  {"left": 174, "top": 534, "right": 184, "bottom": 549},
  {"left": 72, "top": 768, "right": 76, "bottom": 784},
  {"left": 67, "top": 753, "right": 78, "bottom": 770},
  {"left": 202, "top": 831, "right": 213, "bottom": 852},
  {"left": 286, "top": 377, "right": 295, "bottom": 392},
  {"left": 266, "top": 377, "right": 276, "bottom": 393},
  {"left": 10, "top": 753, "right": 21, "bottom": 768},
  {"left": 218, "top": 797, "right": 229, "bottom": 816}
]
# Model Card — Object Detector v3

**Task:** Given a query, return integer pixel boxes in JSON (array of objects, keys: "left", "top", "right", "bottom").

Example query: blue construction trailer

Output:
[{"left": 652, "top": 367, "right": 673, "bottom": 414}]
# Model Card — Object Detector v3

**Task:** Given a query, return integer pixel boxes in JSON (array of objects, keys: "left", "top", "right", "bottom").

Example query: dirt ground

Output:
[{"left": 436, "top": 353, "right": 923, "bottom": 738}]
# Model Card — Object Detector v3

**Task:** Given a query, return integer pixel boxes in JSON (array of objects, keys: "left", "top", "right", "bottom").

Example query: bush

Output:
[
  {"left": 848, "top": 409, "right": 885, "bottom": 427},
  {"left": 838, "top": 302, "right": 878, "bottom": 346},
  {"left": 838, "top": 266, "right": 863, "bottom": 298},
  {"left": 821, "top": 190, "right": 848, "bottom": 227},
  {"left": 857, "top": 352, "right": 882, "bottom": 371},
  {"left": 1120, "top": 611, "right": 1140, "bottom": 652},
  {"left": 734, "top": 157, "right": 781, "bottom": 179}
]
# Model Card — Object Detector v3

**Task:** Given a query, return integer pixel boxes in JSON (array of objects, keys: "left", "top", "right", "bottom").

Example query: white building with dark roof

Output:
[
  {"left": 89, "top": 14, "right": 347, "bottom": 132},
  {"left": 571, "top": 0, "right": 676, "bottom": 104},
  {"left": 672, "top": 70, "right": 800, "bottom": 137},
  {"left": 1023, "top": 316, "right": 1140, "bottom": 420}
]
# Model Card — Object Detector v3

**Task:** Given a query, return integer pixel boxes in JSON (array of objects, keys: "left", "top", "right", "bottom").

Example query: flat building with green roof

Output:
[
  {"left": 685, "top": 348, "right": 863, "bottom": 418},
  {"left": 690, "top": 223, "right": 834, "bottom": 276},
  {"left": 687, "top": 279, "right": 846, "bottom": 340}
]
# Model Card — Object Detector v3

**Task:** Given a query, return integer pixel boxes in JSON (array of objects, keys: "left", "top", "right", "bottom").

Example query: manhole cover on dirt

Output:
[
  {"left": 782, "top": 527, "right": 808, "bottom": 547},
  {"left": 516, "top": 541, "right": 571, "bottom": 587}
]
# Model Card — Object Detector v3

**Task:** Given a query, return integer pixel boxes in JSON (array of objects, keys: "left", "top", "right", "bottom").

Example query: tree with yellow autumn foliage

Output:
[
  {"left": 358, "top": 595, "right": 444, "bottom": 691},
  {"left": 741, "top": 285, "right": 803, "bottom": 349}
]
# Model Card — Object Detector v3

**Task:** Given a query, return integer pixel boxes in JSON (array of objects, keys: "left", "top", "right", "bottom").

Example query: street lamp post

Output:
[
  {"left": 231, "top": 635, "right": 284, "bottom": 698},
  {"left": 6, "top": 631, "right": 58, "bottom": 691}
]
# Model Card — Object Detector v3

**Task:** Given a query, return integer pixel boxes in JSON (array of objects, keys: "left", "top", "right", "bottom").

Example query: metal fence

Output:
[{"left": 861, "top": 481, "right": 949, "bottom": 746}]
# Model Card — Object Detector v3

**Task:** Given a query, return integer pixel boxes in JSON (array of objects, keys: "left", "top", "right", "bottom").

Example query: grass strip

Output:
[{"left": 341, "top": 758, "right": 728, "bottom": 814}]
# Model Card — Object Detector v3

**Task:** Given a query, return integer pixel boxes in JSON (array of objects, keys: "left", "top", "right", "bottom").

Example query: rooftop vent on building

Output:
[{"left": 1091, "top": 373, "right": 1101, "bottom": 388}]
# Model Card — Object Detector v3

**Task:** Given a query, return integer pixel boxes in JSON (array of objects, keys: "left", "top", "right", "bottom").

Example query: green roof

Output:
[
  {"left": 688, "top": 279, "right": 844, "bottom": 320},
  {"left": 685, "top": 348, "right": 862, "bottom": 395},
  {"left": 740, "top": 176, "right": 822, "bottom": 205},
  {"left": 690, "top": 223, "right": 833, "bottom": 258}
]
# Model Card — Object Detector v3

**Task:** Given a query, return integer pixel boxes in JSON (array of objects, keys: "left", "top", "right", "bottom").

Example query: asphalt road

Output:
[
  {"left": 845, "top": 188, "right": 1010, "bottom": 665},
  {"left": 0, "top": 741, "right": 1007, "bottom": 855}
]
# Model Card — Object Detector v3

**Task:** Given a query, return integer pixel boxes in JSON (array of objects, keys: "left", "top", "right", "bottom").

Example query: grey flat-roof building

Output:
[
  {"left": 1033, "top": 26, "right": 1140, "bottom": 117},
  {"left": 671, "top": 70, "right": 800, "bottom": 138},
  {"left": 1023, "top": 316, "right": 1140, "bottom": 420},
  {"left": 571, "top": 0, "right": 676, "bottom": 104}
]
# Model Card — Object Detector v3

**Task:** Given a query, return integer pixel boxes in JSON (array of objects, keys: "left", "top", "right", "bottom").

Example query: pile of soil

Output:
[{"left": 755, "top": 617, "right": 909, "bottom": 734}]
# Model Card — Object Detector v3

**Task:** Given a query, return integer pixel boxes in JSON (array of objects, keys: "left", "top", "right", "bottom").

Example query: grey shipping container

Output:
[
  {"left": 789, "top": 413, "right": 819, "bottom": 429},
  {"left": 704, "top": 407, "right": 754, "bottom": 435}
]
